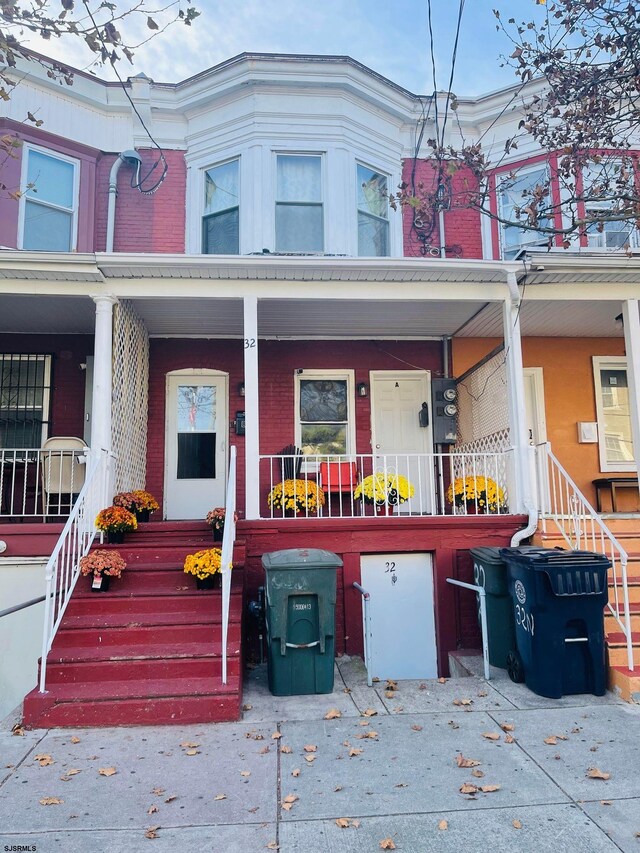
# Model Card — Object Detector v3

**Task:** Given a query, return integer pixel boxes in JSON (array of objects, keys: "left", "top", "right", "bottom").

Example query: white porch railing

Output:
[
  {"left": 220, "top": 445, "right": 237, "bottom": 685},
  {"left": 259, "top": 451, "right": 512, "bottom": 519},
  {"left": 536, "top": 442, "right": 634, "bottom": 672},
  {"left": 38, "top": 450, "right": 113, "bottom": 693},
  {"left": 0, "top": 448, "right": 88, "bottom": 518}
]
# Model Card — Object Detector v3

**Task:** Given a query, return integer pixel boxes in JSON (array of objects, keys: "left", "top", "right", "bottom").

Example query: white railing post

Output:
[
  {"left": 221, "top": 446, "right": 237, "bottom": 685},
  {"left": 243, "top": 296, "right": 260, "bottom": 520}
]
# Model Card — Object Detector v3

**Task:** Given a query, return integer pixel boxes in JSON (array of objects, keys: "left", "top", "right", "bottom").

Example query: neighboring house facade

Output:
[{"left": 1, "top": 52, "right": 640, "bottom": 721}]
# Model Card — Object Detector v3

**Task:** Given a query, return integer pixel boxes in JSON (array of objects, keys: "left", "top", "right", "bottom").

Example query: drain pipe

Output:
[
  {"left": 506, "top": 271, "right": 538, "bottom": 546},
  {"left": 106, "top": 150, "right": 142, "bottom": 252}
]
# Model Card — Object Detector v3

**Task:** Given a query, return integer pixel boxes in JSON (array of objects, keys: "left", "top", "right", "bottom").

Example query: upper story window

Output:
[
  {"left": 20, "top": 148, "right": 78, "bottom": 252},
  {"left": 202, "top": 159, "right": 239, "bottom": 254},
  {"left": 582, "top": 161, "right": 637, "bottom": 250},
  {"left": 357, "top": 164, "right": 389, "bottom": 256},
  {"left": 276, "top": 154, "right": 323, "bottom": 253},
  {"left": 498, "top": 165, "right": 550, "bottom": 259}
]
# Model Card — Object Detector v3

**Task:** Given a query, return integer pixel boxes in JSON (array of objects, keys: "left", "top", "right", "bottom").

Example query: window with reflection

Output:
[
  {"left": 22, "top": 149, "right": 78, "bottom": 251},
  {"left": 357, "top": 164, "right": 389, "bottom": 256},
  {"left": 298, "top": 378, "right": 349, "bottom": 455},
  {"left": 176, "top": 384, "right": 216, "bottom": 479},
  {"left": 203, "top": 159, "right": 239, "bottom": 254}
]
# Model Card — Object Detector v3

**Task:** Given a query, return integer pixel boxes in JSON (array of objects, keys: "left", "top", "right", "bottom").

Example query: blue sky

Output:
[{"left": 26, "top": 0, "right": 545, "bottom": 97}]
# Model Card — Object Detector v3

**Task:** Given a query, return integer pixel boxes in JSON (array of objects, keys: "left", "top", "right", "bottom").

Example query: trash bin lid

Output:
[
  {"left": 262, "top": 548, "right": 343, "bottom": 570},
  {"left": 499, "top": 547, "right": 611, "bottom": 569},
  {"left": 470, "top": 546, "right": 505, "bottom": 566}
]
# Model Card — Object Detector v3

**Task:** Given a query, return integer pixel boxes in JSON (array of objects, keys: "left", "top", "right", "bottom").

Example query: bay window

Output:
[
  {"left": 357, "top": 163, "right": 389, "bottom": 256},
  {"left": 202, "top": 159, "right": 240, "bottom": 254},
  {"left": 498, "top": 165, "right": 551, "bottom": 259}
]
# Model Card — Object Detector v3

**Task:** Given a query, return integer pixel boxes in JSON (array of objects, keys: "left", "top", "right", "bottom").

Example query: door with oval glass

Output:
[
  {"left": 370, "top": 370, "right": 434, "bottom": 514},
  {"left": 165, "top": 371, "right": 227, "bottom": 519}
]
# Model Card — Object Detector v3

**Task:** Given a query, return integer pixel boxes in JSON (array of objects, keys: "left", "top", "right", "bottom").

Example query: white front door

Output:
[
  {"left": 360, "top": 553, "right": 437, "bottom": 680},
  {"left": 370, "top": 370, "right": 434, "bottom": 513},
  {"left": 165, "top": 372, "right": 228, "bottom": 520}
]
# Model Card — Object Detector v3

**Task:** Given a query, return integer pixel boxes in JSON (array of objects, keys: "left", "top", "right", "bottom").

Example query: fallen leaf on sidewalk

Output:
[
  {"left": 335, "top": 785, "right": 343, "bottom": 791},
  {"left": 303, "top": 744, "right": 317, "bottom": 753},
  {"left": 64, "top": 768, "right": 81, "bottom": 776},
  {"left": 460, "top": 783, "right": 479, "bottom": 795},
  {"left": 385, "top": 680, "right": 398, "bottom": 690},
  {"left": 324, "top": 709, "right": 342, "bottom": 720},
  {"left": 70, "top": 735, "right": 80, "bottom": 744},
  {"left": 11, "top": 724, "right": 25, "bottom": 737},
  {"left": 411, "top": 725, "right": 423, "bottom": 732},
  {"left": 271, "top": 732, "right": 282, "bottom": 739},
  {"left": 185, "top": 750, "right": 199, "bottom": 756},
  {"left": 359, "top": 721, "right": 370, "bottom": 727},
  {"left": 482, "top": 732, "right": 500, "bottom": 741},
  {"left": 147, "top": 805, "right": 158, "bottom": 815},
  {"left": 357, "top": 731, "right": 378, "bottom": 740},
  {"left": 259, "top": 747, "right": 270, "bottom": 755},
  {"left": 477, "top": 691, "right": 488, "bottom": 697},
  {"left": 587, "top": 767, "right": 611, "bottom": 780},
  {"left": 281, "top": 745, "right": 292, "bottom": 754},
  {"left": 34, "top": 754, "right": 54, "bottom": 767},
  {"left": 151, "top": 787, "right": 165, "bottom": 795},
  {"left": 266, "top": 843, "right": 279, "bottom": 850},
  {"left": 480, "top": 784, "right": 501, "bottom": 793},
  {"left": 362, "top": 709, "right": 378, "bottom": 717},
  {"left": 456, "top": 753, "right": 480, "bottom": 768},
  {"left": 448, "top": 720, "right": 460, "bottom": 730},
  {"left": 600, "top": 800, "right": 612, "bottom": 806},
  {"left": 513, "top": 819, "right": 522, "bottom": 829},
  {"left": 214, "top": 794, "right": 226, "bottom": 801},
  {"left": 500, "top": 723, "right": 515, "bottom": 732},
  {"left": 164, "top": 795, "right": 176, "bottom": 803},
  {"left": 504, "top": 735, "right": 515, "bottom": 744},
  {"left": 292, "top": 769, "right": 300, "bottom": 777},
  {"left": 543, "top": 736, "right": 558, "bottom": 745},
  {"left": 144, "top": 826, "right": 160, "bottom": 839},
  {"left": 98, "top": 767, "right": 117, "bottom": 776},
  {"left": 379, "top": 839, "right": 396, "bottom": 850},
  {"left": 39, "top": 797, "right": 63, "bottom": 805},
  {"left": 438, "top": 819, "right": 448, "bottom": 830},
  {"left": 281, "top": 794, "right": 298, "bottom": 811},
  {"left": 242, "top": 704, "right": 253, "bottom": 711},
  {"left": 471, "top": 769, "right": 484, "bottom": 778},
  {"left": 348, "top": 748, "right": 363, "bottom": 757},
  {"left": 453, "top": 698, "right": 472, "bottom": 706},
  {"left": 437, "top": 677, "right": 447, "bottom": 684},
  {"left": 335, "top": 817, "right": 359, "bottom": 828},
  {"left": 240, "top": 770, "right": 251, "bottom": 777},
  {"left": 180, "top": 741, "right": 199, "bottom": 749},
  {"left": 304, "top": 755, "right": 316, "bottom": 763},
  {"left": 385, "top": 691, "right": 396, "bottom": 698}
]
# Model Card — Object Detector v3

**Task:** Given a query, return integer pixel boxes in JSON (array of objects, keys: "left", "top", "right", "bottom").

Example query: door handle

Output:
[{"left": 375, "top": 444, "right": 380, "bottom": 449}]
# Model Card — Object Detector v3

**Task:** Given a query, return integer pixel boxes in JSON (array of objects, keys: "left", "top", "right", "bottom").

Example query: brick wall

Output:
[
  {"left": 401, "top": 158, "right": 484, "bottom": 259},
  {"left": 94, "top": 149, "right": 187, "bottom": 252}
]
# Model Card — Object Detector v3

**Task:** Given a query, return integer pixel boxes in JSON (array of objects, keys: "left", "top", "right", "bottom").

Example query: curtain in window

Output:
[{"left": 276, "top": 156, "right": 323, "bottom": 252}]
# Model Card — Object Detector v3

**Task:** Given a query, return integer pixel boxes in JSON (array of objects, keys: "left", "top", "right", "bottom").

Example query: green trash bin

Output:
[
  {"left": 470, "top": 546, "right": 517, "bottom": 669},
  {"left": 262, "top": 547, "right": 342, "bottom": 696}
]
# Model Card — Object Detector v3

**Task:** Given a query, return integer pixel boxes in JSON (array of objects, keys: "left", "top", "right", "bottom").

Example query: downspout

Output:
[
  {"left": 106, "top": 150, "right": 142, "bottom": 252},
  {"left": 507, "top": 271, "right": 538, "bottom": 546}
]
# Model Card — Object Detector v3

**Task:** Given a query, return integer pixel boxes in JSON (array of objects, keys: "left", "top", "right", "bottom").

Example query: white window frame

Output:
[
  {"left": 294, "top": 369, "right": 356, "bottom": 470},
  {"left": 593, "top": 356, "right": 636, "bottom": 472},
  {"left": 497, "top": 163, "right": 551, "bottom": 259},
  {"left": 582, "top": 160, "right": 638, "bottom": 251},
  {"left": 274, "top": 152, "right": 325, "bottom": 254},
  {"left": 356, "top": 161, "right": 390, "bottom": 257},
  {"left": 201, "top": 156, "right": 240, "bottom": 254},
  {"left": 17, "top": 144, "right": 80, "bottom": 252}
]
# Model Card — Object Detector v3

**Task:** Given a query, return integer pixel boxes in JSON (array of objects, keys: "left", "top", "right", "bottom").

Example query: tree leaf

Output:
[
  {"left": 34, "top": 754, "right": 54, "bottom": 766},
  {"left": 471, "top": 769, "right": 484, "bottom": 778},
  {"left": 543, "top": 736, "right": 558, "bottom": 745},
  {"left": 348, "top": 748, "right": 364, "bottom": 757},
  {"left": 180, "top": 741, "right": 199, "bottom": 749},
  {"left": 324, "top": 709, "right": 342, "bottom": 720},
  {"left": 304, "top": 755, "right": 316, "bottom": 763},
  {"left": 438, "top": 819, "right": 449, "bottom": 830},
  {"left": 39, "top": 797, "right": 63, "bottom": 805},
  {"left": 501, "top": 723, "right": 515, "bottom": 732},
  {"left": 98, "top": 767, "right": 116, "bottom": 776},
  {"left": 482, "top": 732, "right": 501, "bottom": 741},
  {"left": 379, "top": 839, "right": 396, "bottom": 850},
  {"left": 271, "top": 732, "right": 282, "bottom": 739},
  {"left": 453, "top": 698, "right": 473, "bottom": 706},
  {"left": 362, "top": 709, "right": 378, "bottom": 717},
  {"left": 214, "top": 794, "right": 226, "bottom": 800},
  {"left": 240, "top": 770, "right": 251, "bottom": 777},
  {"left": 459, "top": 783, "right": 478, "bottom": 794},
  {"left": 147, "top": 805, "right": 158, "bottom": 814},
  {"left": 281, "top": 746, "right": 292, "bottom": 754},
  {"left": 586, "top": 767, "right": 611, "bottom": 780},
  {"left": 513, "top": 819, "right": 522, "bottom": 829},
  {"left": 480, "top": 784, "right": 501, "bottom": 793},
  {"left": 144, "top": 826, "right": 160, "bottom": 839},
  {"left": 456, "top": 753, "right": 480, "bottom": 768},
  {"left": 292, "top": 768, "right": 300, "bottom": 777},
  {"left": 303, "top": 745, "right": 317, "bottom": 753},
  {"left": 146, "top": 16, "right": 159, "bottom": 30}
]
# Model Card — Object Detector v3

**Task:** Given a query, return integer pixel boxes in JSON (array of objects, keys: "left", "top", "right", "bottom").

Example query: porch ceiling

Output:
[{"left": 0, "top": 293, "right": 626, "bottom": 338}]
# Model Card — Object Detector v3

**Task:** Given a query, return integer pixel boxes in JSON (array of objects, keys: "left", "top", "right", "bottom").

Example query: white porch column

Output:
[
  {"left": 622, "top": 300, "right": 640, "bottom": 484},
  {"left": 503, "top": 273, "right": 532, "bottom": 513},
  {"left": 243, "top": 296, "right": 260, "bottom": 519},
  {"left": 90, "top": 295, "right": 117, "bottom": 456}
]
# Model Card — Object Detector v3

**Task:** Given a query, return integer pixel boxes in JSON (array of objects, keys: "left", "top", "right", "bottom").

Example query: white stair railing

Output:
[
  {"left": 220, "top": 446, "right": 237, "bottom": 685},
  {"left": 536, "top": 442, "right": 634, "bottom": 672},
  {"left": 39, "top": 449, "right": 112, "bottom": 692}
]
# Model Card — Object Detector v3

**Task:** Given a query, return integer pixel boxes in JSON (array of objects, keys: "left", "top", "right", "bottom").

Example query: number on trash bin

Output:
[{"left": 515, "top": 604, "right": 534, "bottom": 636}]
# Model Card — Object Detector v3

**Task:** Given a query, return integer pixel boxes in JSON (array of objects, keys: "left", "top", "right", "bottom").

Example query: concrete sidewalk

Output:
[{"left": 1, "top": 657, "right": 639, "bottom": 852}]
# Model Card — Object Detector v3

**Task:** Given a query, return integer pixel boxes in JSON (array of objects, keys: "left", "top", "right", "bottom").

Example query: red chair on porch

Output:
[{"left": 319, "top": 461, "right": 359, "bottom": 516}]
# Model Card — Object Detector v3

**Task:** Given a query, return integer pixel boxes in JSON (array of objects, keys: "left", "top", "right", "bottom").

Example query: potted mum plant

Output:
[
  {"left": 354, "top": 472, "right": 415, "bottom": 515},
  {"left": 205, "top": 507, "right": 239, "bottom": 542},
  {"left": 95, "top": 505, "right": 137, "bottom": 544},
  {"left": 183, "top": 547, "right": 231, "bottom": 589},
  {"left": 79, "top": 549, "right": 126, "bottom": 593},
  {"left": 113, "top": 490, "right": 159, "bottom": 522},
  {"left": 446, "top": 475, "right": 506, "bottom": 514},
  {"left": 267, "top": 479, "right": 326, "bottom": 517}
]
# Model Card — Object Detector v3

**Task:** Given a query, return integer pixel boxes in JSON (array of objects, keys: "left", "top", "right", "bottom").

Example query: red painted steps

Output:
[{"left": 22, "top": 523, "right": 244, "bottom": 728}]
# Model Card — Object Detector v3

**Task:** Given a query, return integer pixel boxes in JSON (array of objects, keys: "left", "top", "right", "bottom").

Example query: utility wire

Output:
[
  {"left": 440, "top": 0, "right": 465, "bottom": 148},
  {"left": 81, "top": 0, "right": 168, "bottom": 194}
]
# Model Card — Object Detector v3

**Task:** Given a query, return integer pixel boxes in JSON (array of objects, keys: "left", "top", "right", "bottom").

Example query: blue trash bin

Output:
[{"left": 500, "top": 547, "right": 610, "bottom": 699}]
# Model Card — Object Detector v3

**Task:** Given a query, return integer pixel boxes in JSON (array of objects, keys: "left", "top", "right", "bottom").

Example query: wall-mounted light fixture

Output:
[
  {"left": 238, "top": 382, "right": 245, "bottom": 397},
  {"left": 357, "top": 382, "right": 368, "bottom": 398}
]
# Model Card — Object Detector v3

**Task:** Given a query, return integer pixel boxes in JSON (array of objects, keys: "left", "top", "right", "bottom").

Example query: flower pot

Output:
[
  {"left": 136, "top": 508, "right": 151, "bottom": 523},
  {"left": 212, "top": 526, "right": 223, "bottom": 542},
  {"left": 196, "top": 574, "right": 221, "bottom": 590},
  {"left": 107, "top": 531, "right": 124, "bottom": 544},
  {"left": 90, "top": 573, "right": 110, "bottom": 592},
  {"left": 375, "top": 503, "right": 392, "bottom": 516}
]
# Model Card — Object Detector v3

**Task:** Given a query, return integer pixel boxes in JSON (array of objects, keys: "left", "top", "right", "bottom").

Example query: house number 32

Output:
[
  {"left": 385, "top": 561, "right": 398, "bottom": 585},
  {"left": 244, "top": 338, "right": 256, "bottom": 348}
]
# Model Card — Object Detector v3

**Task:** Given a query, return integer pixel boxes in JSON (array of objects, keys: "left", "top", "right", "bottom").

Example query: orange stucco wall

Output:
[{"left": 453, "top": 337, "right": 635, "bottom": 510}]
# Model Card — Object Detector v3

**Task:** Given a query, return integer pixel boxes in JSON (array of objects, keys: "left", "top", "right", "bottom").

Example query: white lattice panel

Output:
[
  {"left": 111, "top": 300, "right": 149, "bottom": 494},
  {"left": 456, "top": 348, "right": 509, "bottom": 446}
]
